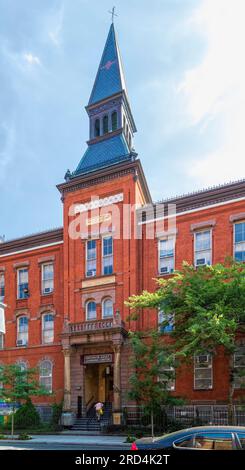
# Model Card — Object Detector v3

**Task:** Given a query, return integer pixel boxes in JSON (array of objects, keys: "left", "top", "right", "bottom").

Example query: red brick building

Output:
[{"left": 0, "top": 24, "right": 244, "bottom": 424}]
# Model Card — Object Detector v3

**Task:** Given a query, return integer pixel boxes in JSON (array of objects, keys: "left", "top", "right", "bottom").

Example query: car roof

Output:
[{"left": 136, "top": 425, "right": 245, "bottom": 443}]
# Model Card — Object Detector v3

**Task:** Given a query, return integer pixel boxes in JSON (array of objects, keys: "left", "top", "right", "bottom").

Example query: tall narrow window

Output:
[
  {"left": 102, "top": 236, "right": 113, "bottom": 275},
  {"left": 158, "top": 310, "right": 174, "bottom": 333},
  {"left": 194, "top": 354, "right": 213, "bottom": 389},
  {"left": 111, "top": 111, "right": 118, "bottom": 131},
  {"left": 234, "top": 222, "right": 245, "bottom": 262},
  {"left": 94, "top": 119, "right": 100, "bottom": 137},
  {"left": 158, "top": 363, "right": 175, "bottom": 391},
  {"left": 17, "top": 268, "right": 29, "bottom": 299},
  {"left": 42, "top": 263, "right": 54, "bottom": 295},
  {"left": 86, "top": 301, "right": 96, "bottom": 321},
  {"left": 102, "top": 298, "right": 113, "bottom": 318},
  {"left": 194, "top": 230, "right": 212, "bottom": 266},
  {"left": 103, "top": 115, "right": 109, "bottom": 134},
  {"left": 42, "top": 313, "right": 54, "bottom": 344},
  {"left": 233, "top": 346, "right": 245, "bottom": 389},
  {"left": 86, "top": 240, "right": 96, "bottom": 277},
  {"left": 0, "top": 334, "right": 4, "bottom": 350},
  {"left": 129, "top": 133, "right": 132, "bottom": 149},
  {"left": 39, "top": 360, "right": 52, "bottom": 393},
  {"left": 159, "top": 237, "right": 175, "bottom": 274},
  {"left": 17, "top": 316, "right": 28, "bottom": 346},
  {"left": 0, "top": 273, "right": 5, "bottom": 301}
]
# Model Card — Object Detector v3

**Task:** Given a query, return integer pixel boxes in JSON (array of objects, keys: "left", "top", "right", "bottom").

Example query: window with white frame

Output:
[
  {"left": 159, "top": 237, "right": 175, "bottom": 274},
  {"left": 39, "top": 360, "right": 52, "bottom": 393},
  {"left": 158, "top": 363, "right": 175, "bottom": 391},
  {"left": 102, "top": 298, "right": 113, "bottom": 318},
  {"left": 17, "top": 316, "right": 28, "bottom": 346},
  {"left": 86, "top": 300, "right": 96, "bottom": 321},
  {"left": 0, "top": 365, "right": 3, "bottom": 389},
  {"left": 194, "top": 354, "right": 213, "bottom": 389},
  {"left": 17, "top": 268, "right": 29, "bottom": 299},
  {"left": 233, "top": 346, "right": 245, "bottom": 389},
  {"left": 42, "top": 313, "right": 54, "bottom": 344},
  {"left": 194, "top": 230, "right": 212, "bottom": 267},
  {"left": 86, "top": 240, "right": 97, "bottom": 277},
  {"left": 158, "top": 310, "right": 174, "bottom": 333},
  {"left": 17, "top": 361, "right": 27, "bottom": 372},
  {"left": 0, "top": 333, "right": 4, "bottom": 350},
  {"left": 41, "top": 263, "right": 54, "bottom": 295},
  {"left": 102, "top": 236, "right": 113, "bottom": 275},
  {"left": 234, "top": 222, "right": 245, "bottom": 262},
  {"left": 0, "top": 273, "right": 5, "bottom": 301}
]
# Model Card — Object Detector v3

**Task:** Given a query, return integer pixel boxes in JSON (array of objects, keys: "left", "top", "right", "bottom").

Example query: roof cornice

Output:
[{"left": 57, "top": 159, "right": 152, "bottom": 203}]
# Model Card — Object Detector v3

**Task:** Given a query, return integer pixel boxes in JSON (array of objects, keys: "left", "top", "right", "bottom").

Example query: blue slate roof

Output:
[
  {"left": 73, "top": 133, "right": 131, "bottom": 176},
  {"left": 88, "top": 23, "right": 127, "bottom": 106}
]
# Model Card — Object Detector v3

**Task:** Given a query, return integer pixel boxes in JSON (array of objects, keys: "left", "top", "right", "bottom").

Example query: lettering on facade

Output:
[
  {"left": 74, "top": 193, "right": 124, "bottom": 214},
  {"left": 81, "top": 353, "right": 113, "bottom": 364},
  {"left": 86, "top": 213, "right": 112, "bottom": 226}
]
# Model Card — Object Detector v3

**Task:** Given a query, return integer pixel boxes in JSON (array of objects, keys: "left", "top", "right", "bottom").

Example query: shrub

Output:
[
  {"left": 18, "top": 432, "right": 31, "bottom": 440},
  {"left": 51, "top": 402, "right": 63, "bottom": 426},
  {"left": 14, "top": 398, "right": 40, "bottom": 429}
]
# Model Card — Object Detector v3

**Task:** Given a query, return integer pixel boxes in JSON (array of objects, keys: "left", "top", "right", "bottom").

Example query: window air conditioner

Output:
[
  {"left": 195, "top": 257, "right": 206, "bottom": 266},
  {"left": 160, "top": 266, "right": 169, "bottom": 274},
  {"left": 16, "top": 339, "right": 27, "bottom": 347}
]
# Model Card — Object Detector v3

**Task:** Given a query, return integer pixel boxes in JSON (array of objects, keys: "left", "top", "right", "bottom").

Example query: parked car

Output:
[{"left": 131, "top": 426, "right": 245, "bottom": 451}]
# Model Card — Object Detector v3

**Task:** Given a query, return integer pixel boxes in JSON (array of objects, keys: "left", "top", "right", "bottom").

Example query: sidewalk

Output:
[{"left": 1, "top": 434, "right": 129, "bottom": 447}]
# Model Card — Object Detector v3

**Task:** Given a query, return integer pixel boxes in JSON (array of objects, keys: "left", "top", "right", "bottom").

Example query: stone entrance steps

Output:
[{"left": 72, "top": 402, "right": 112, "bottom": 432}]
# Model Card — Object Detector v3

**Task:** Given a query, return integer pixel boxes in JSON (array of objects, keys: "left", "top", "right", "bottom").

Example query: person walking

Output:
[{"left": 94, "top": 401, "right": 104, "bottom": 421}]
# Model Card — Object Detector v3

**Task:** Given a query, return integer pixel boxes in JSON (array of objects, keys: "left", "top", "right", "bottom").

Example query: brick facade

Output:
[{"left": 0, "top": 24, "right": 244, "bottom": 419}]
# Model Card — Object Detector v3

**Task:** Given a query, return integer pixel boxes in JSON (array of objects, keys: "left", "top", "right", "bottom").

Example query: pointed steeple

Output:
[
  {"left": 70, "top": 24, "right": 137, "bottom": 178},
  {"left": 88, "top": 23, "right": 127, "bottom": 106}
]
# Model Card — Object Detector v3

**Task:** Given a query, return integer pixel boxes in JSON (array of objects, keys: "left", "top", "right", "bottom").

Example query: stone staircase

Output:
[{"left": 72, "top": 402, "right": 112, "bottom": 433}]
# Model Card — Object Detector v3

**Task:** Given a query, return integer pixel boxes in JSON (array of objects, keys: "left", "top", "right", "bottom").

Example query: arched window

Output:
[
  {"left": 42, "top": 313, "right": 54, "bottom": 344},
  {"left": 17, "top": 361, "right": 27, "bottom": 372},
  {"left": 17, "top": 316, "right": 28, "bottom": 346},
  {"left": 86, "top": 300, "right": 96, "bottom": 321},
  {"left": 103, "top": 115, "right": 109, "bottom": 134},
  {"left": 94, "top": 119, "right": 100, "bottom": 137},
  {"left": 39, "top": 360, "right": 52, "bottom": 393},
  {"left": 111, "top": 111, "right": 118, "bottom": 131},
  {"left": 102, "top": 298, "right": 113, "bottom": 318}
]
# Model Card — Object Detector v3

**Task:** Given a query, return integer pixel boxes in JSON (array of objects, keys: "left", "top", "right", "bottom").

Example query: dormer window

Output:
[
  {"left": 111, "top": 111, "right": 118, "bottom": 131},
  {"left": 103, "top": 115, "right": 109, "bottom": 134},
  {"left": 94, "top": 119, "right": 100, "bottom": 137}
]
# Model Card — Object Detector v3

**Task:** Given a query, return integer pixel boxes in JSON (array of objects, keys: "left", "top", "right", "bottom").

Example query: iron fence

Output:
[{"left": 122, "top": 405, "right": 245, "bottom": 430}]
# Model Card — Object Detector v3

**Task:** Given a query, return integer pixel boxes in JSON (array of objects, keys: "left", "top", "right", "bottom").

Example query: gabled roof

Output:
[
  {"left": 88, "top": 23, "right": 127, "bottom": 106},
  {"left": 73, "top": 133, "right": 131, "bottom": 177}
]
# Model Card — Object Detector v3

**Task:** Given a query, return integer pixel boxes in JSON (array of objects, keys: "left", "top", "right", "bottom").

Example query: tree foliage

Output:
[{"left": 127, "top": 261, "right": 245, "bottom": 360}]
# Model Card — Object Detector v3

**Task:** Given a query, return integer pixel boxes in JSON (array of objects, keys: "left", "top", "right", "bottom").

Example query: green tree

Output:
[
  {"left": 128, "top": 329, "right": 184, "bottom": 437},
  {"left": 127, "top": 261, "right": 245, "bottom": 424},
  {"left": 0, "top": 364, "right": 49, "bottom": 437}
]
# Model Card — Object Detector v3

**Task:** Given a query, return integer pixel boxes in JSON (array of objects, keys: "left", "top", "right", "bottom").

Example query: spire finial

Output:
[{"left": 108, "top": 6, "right": 118, "bottom": 23}]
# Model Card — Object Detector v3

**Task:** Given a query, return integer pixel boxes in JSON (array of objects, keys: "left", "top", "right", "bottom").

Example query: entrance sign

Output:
[{"left": 81, "top": 354, "right": 113, "bottom": 365}]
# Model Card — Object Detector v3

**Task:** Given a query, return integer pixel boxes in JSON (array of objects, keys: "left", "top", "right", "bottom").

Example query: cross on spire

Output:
[{"left": 108, "top": 6, "right": 118, "bottom": 23}]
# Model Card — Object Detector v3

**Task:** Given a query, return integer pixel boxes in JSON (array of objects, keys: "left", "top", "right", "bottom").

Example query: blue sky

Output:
[{"left": 0, "top": 0, "right": 244, "bottom": 240}]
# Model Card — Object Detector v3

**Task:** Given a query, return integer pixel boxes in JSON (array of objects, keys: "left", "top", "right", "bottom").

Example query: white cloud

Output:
[
  {"left": 23, "top": 53, "right": 41, "bottom": 66},
  {"left": 179, "top": 0, "right": 245, "bottom": 186},
  {"left": 48, "top": 3, "right": 64, "bottom": 47}
]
